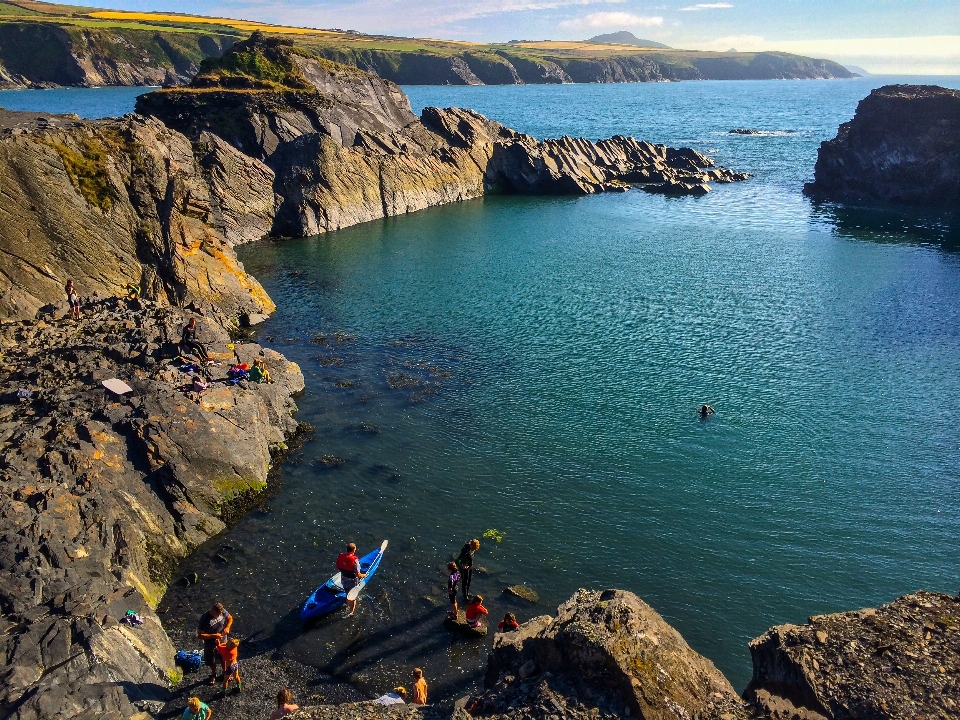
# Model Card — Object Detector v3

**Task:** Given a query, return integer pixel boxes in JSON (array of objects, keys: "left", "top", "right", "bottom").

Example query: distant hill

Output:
[
  {"left": 586, "top": 31, "right": 671, "bottom": 49},
  {"left": 844, "top": 65, "right": 870, "bottom": 76}
]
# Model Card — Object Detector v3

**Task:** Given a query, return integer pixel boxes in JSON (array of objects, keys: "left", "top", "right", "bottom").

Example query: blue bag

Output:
[{"left": 174, "top": 650, "right": 204, "bottom": 672}]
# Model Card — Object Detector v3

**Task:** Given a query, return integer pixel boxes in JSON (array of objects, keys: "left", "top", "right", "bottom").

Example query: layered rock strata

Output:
[
  {"left": 0, "top": 108, "right": 278, "bottom": 322},
  {"left": 804, "top": 84, "right": 960, "bottom": 207},
  {"left": 137, "top": 34, "right": 748, "bottom": 236},
  {"left": 0, "top": 297, "right": 304, "bottom": 719}
]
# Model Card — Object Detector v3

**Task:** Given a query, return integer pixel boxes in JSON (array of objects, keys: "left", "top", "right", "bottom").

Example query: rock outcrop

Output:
[
  {"left": 479, "top": 589, "right": 749, "bottom": 720},
  {"left": 745, "top": 591, "right": 960, "bottom": 720},
  {"left": 804, "top": 84, "right": 960, "bottom": 207},
  {"left": 0, "top": 108, "right": 277, "bottom": 322},
  {"left": 138, "top": 33, "right": 748, "bottom": 237},
  {"left": 0, "top": 297, "right": 304, "bottom": 719}
]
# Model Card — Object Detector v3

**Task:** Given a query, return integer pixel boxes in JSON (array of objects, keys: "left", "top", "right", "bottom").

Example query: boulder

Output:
[
  {"left": 504, "top": 584, "right": 539, "bottom": 603},
  {"left": 482, "top": 589, "right": 749, "bottom": 720}
]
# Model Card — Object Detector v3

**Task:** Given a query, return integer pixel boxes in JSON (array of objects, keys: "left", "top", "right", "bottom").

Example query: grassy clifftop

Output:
[{"left": 0, "top": 0, "right": 855, "bottom": 87}]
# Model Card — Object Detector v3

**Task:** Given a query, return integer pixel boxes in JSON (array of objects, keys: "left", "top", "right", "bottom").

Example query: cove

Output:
[{"left": 162, "top": 77, "right": 960, "bottom": 701}]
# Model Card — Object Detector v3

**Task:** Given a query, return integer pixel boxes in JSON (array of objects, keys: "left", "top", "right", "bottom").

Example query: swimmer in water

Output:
[{"left": 698, "top": 404, "right": 715, "bottom": 418}]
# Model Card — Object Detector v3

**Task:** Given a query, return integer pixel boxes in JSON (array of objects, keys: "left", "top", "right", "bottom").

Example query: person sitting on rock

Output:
[
  {"left": 465, "top": 595, "right": 488, "bottom": 629},
  {"left": 698, "top": 404, "right": 715, "bottom": 419},
  {"left": 269, "top": 688, "right": 299, "bottom": 719},
  {"left": 374, "top": 687, "right": 406, "bottom": 705},
  {"left": 182, "top": 697, "right": 211, "bottom": 720},
  {"left": 65, "top": 279, "right": 81, "bottom": 321},
  {"left": 249, "top": 358, "right": 273, "bottom": 384},
  {"left": 181, "top": 318, "right": 210, "bottom": 363},
  {"left": 497, "top": 612, "right": 519, "bottom": 632}
]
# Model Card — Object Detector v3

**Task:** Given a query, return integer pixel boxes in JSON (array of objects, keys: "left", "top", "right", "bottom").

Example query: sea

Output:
[{"left": 4, "top": 75, "right": 960, "bottom": 701}]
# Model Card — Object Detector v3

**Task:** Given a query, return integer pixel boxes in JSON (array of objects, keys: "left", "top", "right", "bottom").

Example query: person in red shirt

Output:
[
  {"left": 336, "top": 543, "right": 367, "bottom": 616},
  {"left": 464, "top": 595, "right": 488, "bottom": 628},
  {"left": 216, "top": 636, "right": 242, "bottom": 694},
  {"left": 497, "top": 612, "right": 519, "bottom": 632}
]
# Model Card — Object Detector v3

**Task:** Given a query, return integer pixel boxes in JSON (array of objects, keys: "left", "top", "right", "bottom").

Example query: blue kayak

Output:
[{"left": 300, "top": 540, "right": 388, "bottom": 621}]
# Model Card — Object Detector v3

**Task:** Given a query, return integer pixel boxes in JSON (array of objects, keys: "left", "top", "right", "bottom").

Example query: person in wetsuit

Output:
[
  {"left": 698, "top": 404, "right": 715, "bottom": 419},
  {"left": 181, "top": 317, "right": 210, "bottom": 363},
  {"left": 456, "top": 538, "right": 480, "bottom": 604}
]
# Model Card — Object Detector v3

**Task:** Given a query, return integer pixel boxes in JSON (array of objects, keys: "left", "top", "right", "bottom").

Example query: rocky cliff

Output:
[
  {"left": 804, "top": 84, "right": 960, "bottom": 207},
  {"left": 137, "top": 33, "right": 748, "bottom": 237},
  {"left": 0, "top": 21, "right": 233, "bottom": 89}
]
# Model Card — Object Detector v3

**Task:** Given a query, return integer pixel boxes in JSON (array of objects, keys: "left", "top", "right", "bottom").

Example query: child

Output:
[
  {"left": 412, "top": 668, "right": 427, "bottom": 705},
  {"left": 374, "top": 687, "right": 406, "bottom": 705},
  {"left": 446, "top": 562, "right": 460, "bottom": 619},
  {"left": 497, "top": 612, "right": 519, "bottom": 632},
  {"left": 249, "top": 358, "right": 272, "bottom": 384},
  {"left": 216, "top": 636, "right": 242, "bottom": 694},
  {"left": 464, "top": 595, "right": 488, "bottom": 628},
  {"left": 182, "top": 697, "right": 211, "bottom": 720},
  {"left": 270, "top": 688, "right": 299, "bottom": 719}
]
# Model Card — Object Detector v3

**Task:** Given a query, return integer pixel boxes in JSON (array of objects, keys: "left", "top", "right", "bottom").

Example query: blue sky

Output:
[{"left": 72, "top": 0, "right": 960, "bottom": 73}]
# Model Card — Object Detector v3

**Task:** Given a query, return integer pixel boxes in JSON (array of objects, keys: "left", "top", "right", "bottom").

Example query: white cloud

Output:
[
  {"left": 695, "top": 34, "right": 960, "bottom": 74},
  {"left": 679, "top": 3, "right": 732, "bottom": 10},
  {"left": 559, "top": 11, "right": 664, "bottom": 29}
]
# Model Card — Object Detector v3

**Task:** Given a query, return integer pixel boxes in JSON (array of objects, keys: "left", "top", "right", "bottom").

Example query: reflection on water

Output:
[{"left": 812, "top": 201, "right": 960, "bottom": 251}]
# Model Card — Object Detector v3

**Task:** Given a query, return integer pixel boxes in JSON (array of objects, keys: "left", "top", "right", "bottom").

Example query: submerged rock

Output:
[
  {"left": 804, "top": 84, "right": 960, "bottom": 207},
  {"left": 504, "top": 585, "right": 539, "bottom": 603}
]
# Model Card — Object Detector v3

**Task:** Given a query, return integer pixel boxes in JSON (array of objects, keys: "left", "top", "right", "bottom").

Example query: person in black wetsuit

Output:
[
  {"left": 456, "top": 538, "right": 480, "bottom": 604},
  {"left": 698, "top": 404, "right": 715, "bottom": 419},
  {"left": 181, "top": 317, "right": 210, "bottom": 363}
]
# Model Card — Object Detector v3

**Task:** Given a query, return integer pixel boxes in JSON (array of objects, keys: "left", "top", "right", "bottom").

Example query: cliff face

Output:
[
  {"left": 0, "top": 109, "right": 277, "bottom": 322},
  {"left": 138, "top": 34, "right": 748, "bottom": 238},
  {"left": 804, "top": 84, "right": 960, "bottom": 207},
  {"left": 0, "top": 21, "right": 233, "bottom": 89}
]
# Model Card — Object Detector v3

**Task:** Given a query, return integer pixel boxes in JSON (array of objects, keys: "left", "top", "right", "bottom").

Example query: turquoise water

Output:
[
  {"left": 11, "top": 78, "right": 960, "bottom": 700},
  {"left": 0, "top": 86, "right": 156, "bottom": 119}
]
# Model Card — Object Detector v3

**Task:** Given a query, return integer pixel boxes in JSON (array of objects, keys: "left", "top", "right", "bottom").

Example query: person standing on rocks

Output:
[
  {"left": 181, "top": 317, "right": 211, "bottom": 363},
  {"left": 197, "top": 602, "right": 233, "bottom": 685},
  {"left": 446, "top": 562, "right": 460, "bottom": 619},
  {"left": 336, "top": 542, "right": 367, "bottom": 616},
  {"left": 412, "top": 668, "right": 428, "bottom": 705},
  {"left": 65, "top": 280, "right": 81, "bottom": 321},
  {"left": 456, "top": 538, "right": 480, "bottom": 603}
]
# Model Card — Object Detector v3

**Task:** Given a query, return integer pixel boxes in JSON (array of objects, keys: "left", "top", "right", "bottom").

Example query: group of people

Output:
[
  {"left": 182, "top": 689, "right": 300, "bottom": 720},
  {"left": 445, "top": 538, "right": 520, "bottom": 633}
]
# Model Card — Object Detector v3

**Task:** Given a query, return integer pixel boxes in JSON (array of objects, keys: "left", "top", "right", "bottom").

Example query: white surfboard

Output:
[
  {"left": 346, "top": 539, "right": 388, "bottom": 602},
  {"left": 102, "top": 378, "right": 133, "bottom": 395}
]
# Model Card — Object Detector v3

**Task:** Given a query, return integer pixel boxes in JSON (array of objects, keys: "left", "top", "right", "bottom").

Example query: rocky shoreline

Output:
[{"left": 0, "top": 34, "right": 954, "bottom": 720}]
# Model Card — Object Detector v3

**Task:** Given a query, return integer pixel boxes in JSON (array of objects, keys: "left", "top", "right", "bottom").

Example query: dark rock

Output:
[{"left": 804, "top": 84, "right": 960, "bottom": 207}]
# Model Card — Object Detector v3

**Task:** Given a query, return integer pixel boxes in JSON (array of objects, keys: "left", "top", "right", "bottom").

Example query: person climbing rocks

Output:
[
  {"left": 181, "top": 317, "right": 210, "bottom": 363},
  {"left": 698, "top": 404, "right": 715, "bottom": 419},
  {"left": 465, "top": 595, "right": 488, "bottom": 629},
  {"left": 412, "top": 668, "right": 428, "bottom": 705},
  {"left": 269, "top": 689, "right": 299, "bottom": 719},
  {"left": 336, "top": 542, "right": 367, "bottom": 616},
  {"left": 65, "top": 280, "right": 81, "bottom": 321},
  {"left": 216, "top": 636, "right": 242, "bottom": 695},
  {"left": 181, "top": 697, "right": 211, "bottom": 720},
  {"left": 374, "top": 687, "right": 407, "bottom": 705},
  {"left": 125, "top": 282, "right": 141, "bottom": 301},
  {"left": 446, "top": 561, "right": 460, "bottom": 619},
  {"left": 497, "top": 612, "right": 519, "bottom": 632},
  {"left": 249, "top": 358, "right": 273, "bottom": 384},
  {"left": 456, "top": 538, "right": 480, "bottom": 603},
  {"left": 197, "top": 602, "right": 233, "bottom": 685}
]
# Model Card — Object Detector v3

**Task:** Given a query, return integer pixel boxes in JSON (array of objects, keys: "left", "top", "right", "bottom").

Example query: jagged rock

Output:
[
  {"left": 804, "top": 84, "right": 960, "bottom": 207},
  {"left": 482, "top": 589, "right": 750, "bottom": 720},
  {"left": 0, "top": 297, "right": 304, "bottom": 719},
  {"left": 744, "top": 590, "right": 960, "bottom": 720}
]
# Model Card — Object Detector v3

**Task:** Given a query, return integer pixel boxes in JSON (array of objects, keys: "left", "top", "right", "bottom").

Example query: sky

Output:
[{"left": 68, "top": 0, "right": 960, "bottom": 74}]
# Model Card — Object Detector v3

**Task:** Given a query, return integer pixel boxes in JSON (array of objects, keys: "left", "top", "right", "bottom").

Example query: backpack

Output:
[{"left": 174, "top": 650, "right": 204, "bottom": 673}]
